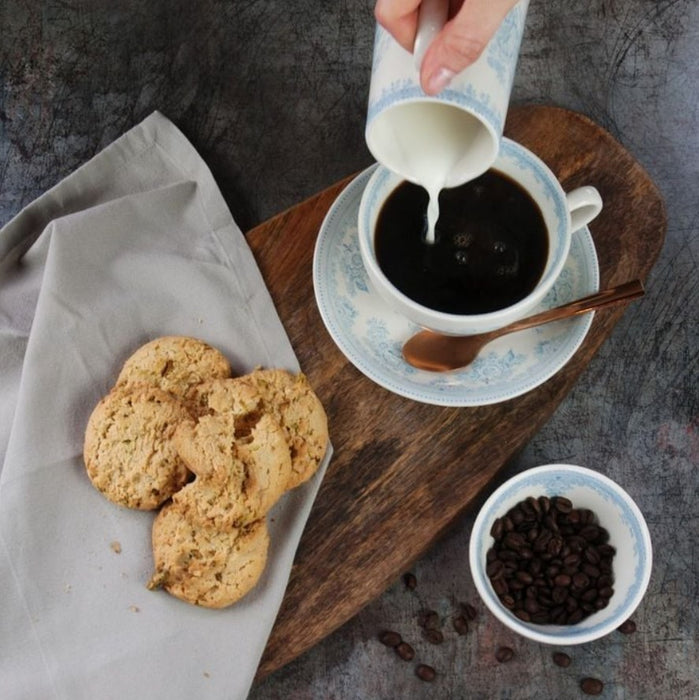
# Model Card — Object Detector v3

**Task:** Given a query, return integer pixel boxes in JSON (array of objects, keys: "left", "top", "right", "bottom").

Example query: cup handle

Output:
[
  {"left": 413, "top": 0, "right": 448, "bottom": 71},
  {"left": 566, "top": 186, "right": 603, "bottom": 232}
]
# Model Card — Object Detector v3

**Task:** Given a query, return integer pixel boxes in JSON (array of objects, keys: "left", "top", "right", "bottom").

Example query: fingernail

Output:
[{"left": 425, "top": 67, "right": 456, "bottom": 95}]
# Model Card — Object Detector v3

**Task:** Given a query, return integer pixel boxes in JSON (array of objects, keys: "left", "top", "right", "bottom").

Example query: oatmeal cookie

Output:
[
  {"left": 148, "top": 502, "right": 268, "bottom": 608},
  {"left": 114, "top": 336, "right": 231, "bottom": 404},
  {"left": 172, "top": 412, "right": 292, "bottom": 528},
  {"left": 83, "top": 386, "right": 191, "bottom": 510}
]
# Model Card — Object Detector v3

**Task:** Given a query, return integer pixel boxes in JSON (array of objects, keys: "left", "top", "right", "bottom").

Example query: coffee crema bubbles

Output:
[
  {"left": 485, "top": 495, "right": 616, "bottom": 625},
  {"left": 374, "top": 170, "right": 548, "bottom": 315}
]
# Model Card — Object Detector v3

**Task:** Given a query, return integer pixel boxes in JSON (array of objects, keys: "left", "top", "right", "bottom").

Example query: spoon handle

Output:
[{"left": 494, "top": 279, "right": 645, "bottom": 337}]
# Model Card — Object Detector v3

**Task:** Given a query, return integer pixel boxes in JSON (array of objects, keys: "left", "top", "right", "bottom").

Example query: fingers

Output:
[
  {"left": 374, "top": 0, "right": 423, "bottom": 52},
  {"left": 420, "top": 0, "right": 521, "bottom": 95}
]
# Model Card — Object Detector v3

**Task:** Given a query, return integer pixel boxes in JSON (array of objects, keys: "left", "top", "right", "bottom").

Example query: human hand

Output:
[{"left": 374, "top": 0, "right": 521, "bottom": 95}]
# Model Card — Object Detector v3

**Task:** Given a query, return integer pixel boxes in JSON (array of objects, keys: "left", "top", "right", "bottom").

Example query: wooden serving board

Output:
[{"left": 246, "top": 105, "right": 666, "bottom": 678}]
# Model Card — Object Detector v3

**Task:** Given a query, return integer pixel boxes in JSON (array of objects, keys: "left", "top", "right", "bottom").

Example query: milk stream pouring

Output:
[{"left": 365, "top": 0, "right": 530, "bottom": 243}]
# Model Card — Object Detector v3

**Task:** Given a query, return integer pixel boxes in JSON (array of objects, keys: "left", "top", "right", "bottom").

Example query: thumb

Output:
[{"left": 420, "top": 0, "right": 520, "bottom": 95}]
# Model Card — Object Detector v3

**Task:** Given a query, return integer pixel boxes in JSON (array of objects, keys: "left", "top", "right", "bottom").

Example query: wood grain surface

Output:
[{"left": 246, "top": 105, "right": 666, "bottom": 678}]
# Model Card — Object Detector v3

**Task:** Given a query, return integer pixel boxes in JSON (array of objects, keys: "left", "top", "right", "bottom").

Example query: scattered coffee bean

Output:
[
  {"left": 418, "top": 609, "right": 440, "bottom": 630},
  {"left": 423, "top": 628, "right": 444, "bottom": 645},
  {"left": 462, "top": 603, "right": 478, "bottom": 620},
  {"left": 485, "top": 495, "right": 615, "bottom": 625},
  {"left": 378, "top": 630, "right": 402, "bottom": 647},
  {"left": 453, "top": 614, "right": 469, "bottom": 635},
  {"left": 618, "top": 618, "right": 637, "bottom": 634},
  {"left": 552, "top": 651, "right": 571, "bottom": 667},
  {"left": 415, "top": 664, "right": 437, "bottom": 682},
  {"left": 580, "top": 677, "right": 604, "bottom": 695},
  {"left": 495, "top": 646, "right": 514, "bottom": 663},
  {"left": 395, "top": 641, "right": 415, "bottom": 661},
  {"left": 403, "top": 572, "right": 417, "bottom": 590}
]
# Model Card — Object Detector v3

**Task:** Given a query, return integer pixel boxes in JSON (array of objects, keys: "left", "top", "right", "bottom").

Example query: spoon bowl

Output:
[{"left": 402, "top": 280, "right": 644, "bottom": 372}]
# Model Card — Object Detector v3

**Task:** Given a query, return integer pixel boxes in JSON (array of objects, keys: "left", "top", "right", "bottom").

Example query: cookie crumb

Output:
[
  {"left": 129, "top": 605, "right": 140, "bottom": 613},
  {"left": 110, "top": 540, "right": 122, "bottom": 554}
]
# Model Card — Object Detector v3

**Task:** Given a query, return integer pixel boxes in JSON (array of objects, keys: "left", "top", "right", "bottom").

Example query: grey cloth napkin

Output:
[{"left": 0, "top": 112, "right": 330, "bottom": 699}]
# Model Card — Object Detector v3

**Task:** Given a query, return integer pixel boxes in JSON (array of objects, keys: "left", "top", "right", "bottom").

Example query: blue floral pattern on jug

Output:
[
  {"left": 312, "top": 166, "right": 599, "bottom": 406},
  {"left": 485, "top": 4, "right": 526, "bottom": 87}
]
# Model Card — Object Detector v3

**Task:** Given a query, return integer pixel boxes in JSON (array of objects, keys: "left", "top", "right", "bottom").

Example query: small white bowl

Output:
[{"left": 469, "top": 464, "right": 652, "bottom": 645}]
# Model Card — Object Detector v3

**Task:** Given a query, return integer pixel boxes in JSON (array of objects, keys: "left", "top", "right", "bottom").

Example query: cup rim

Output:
[
  {"left": 468, "top": 463, "right": 653, "bottom": 645},
  {"left": 357, "top": 138, "right": 573, "bottom": 331}
]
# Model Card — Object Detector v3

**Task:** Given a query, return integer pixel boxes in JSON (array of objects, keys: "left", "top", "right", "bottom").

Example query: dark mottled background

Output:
[{"left": 1, "top": 1, "right": 697, "bottom": 698}]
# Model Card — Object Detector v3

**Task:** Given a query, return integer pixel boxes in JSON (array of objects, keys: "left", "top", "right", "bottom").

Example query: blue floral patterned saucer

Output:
[{"left": 312, "top": 165, "right": 599, "bottom": 406}]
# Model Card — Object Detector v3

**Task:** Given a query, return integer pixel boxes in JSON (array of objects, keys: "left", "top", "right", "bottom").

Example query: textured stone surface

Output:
[{"left": 1, "top": 1, "right": 697, "bottom": 697}]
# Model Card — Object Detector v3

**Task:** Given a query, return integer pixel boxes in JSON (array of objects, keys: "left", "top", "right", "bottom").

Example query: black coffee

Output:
[{"left": 375, "top": 170, "right": 548, "bottom": 314}]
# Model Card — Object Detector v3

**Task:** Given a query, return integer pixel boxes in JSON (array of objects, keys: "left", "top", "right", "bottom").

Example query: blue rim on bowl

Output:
[{"left": 469, "top": 464, "right": 652, "bottom": 645}]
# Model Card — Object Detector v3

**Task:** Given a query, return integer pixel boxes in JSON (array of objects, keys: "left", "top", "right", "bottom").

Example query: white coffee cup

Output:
[
  {"left": 357, "top": 139, "right": 603, "bottom": 336},
  {"left": 366, "top": 0, "right": 530, "bottom": 190}
]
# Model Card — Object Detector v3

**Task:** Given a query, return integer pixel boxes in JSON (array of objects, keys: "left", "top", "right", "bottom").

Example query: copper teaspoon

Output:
[{"left": 402, "top": 280, "right": 645, "bottom": 372}]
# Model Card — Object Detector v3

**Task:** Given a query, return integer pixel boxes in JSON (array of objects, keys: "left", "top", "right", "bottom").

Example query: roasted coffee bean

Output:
[
  {"left": 486, "top": 559, "right": 506, "bottom": 579},
  {"left": 563, "top": 553, "right": 582, "bottom": 568},
  {"left": 584, "top": 546, "right": 601, "bottom": 565},
  {"left": 524, "top": 598, "right": 540, "bottom": 614},
  {"left": 526, "top": 496, "right": 542, "bottom": 517},
  {"left": 545, "top": 514, "right": 560, "bottom": 533},
  {"left": 598, "top": 543, "right": 616, "bottom": 557},
  {"left": 378, "top": 630, "right": 402, "bottom": 647},
  {"left": 580, "top": 525, "right": 601, "bottom": 542},
  {"left": 567, "top": 608, "right": 584, "bottom": 624},
  {"left": 514, "top": 609, "right": 531, "bottom": 622},
  {"left": 495, "top": 646, "right": 515, "bottom": 663},
  {"left": 492, "top": 578, "right": 508, "bottom": 596},
  {"left": 516, "top": 571, "right": 534, "bottom": 585},
  {"left": 581, "top": 588, "right": 598, "bottom": 603},
  {"left": 418, "top": 609, "right": 440, "bottom": 629},
  {"left": 526, "top": 526, "right": 540, "bottom": 542},
  {"left": 580, "top": 677, "right": 604, "bottom": 695},
  {"left": 618, "top": 618, "right": 637, "bottom": 634},
  {"left": 503, "top": 532, "right": 527, "bottom": 550},
  {"left": 582, "top": 564, "right": 601, "bottom": 579},
  {"left": 509, "top": 507, "right": 525, "bottom": 525},
  {"left": 403, "top": 572, "right": 417, "bottom": 590},
  {"left": 554, "top": 573, "right": 572, "bottom": 587},
  {"left": 453, "top": 615, "right": 469, "bottom": 635},
  {"left": 395, "top": 642, "right": 415, "bottom": 661},
  {"left": 598, "top": 586, "right": 614, "bottom": 599},
  {"left": 415, "top": 664, "right": 436, "bottom": 682},
  {"left": 502, "top": 594, "right": 516, "bottom": 609},
  {"left": 552, "top": 651, "right": 571, "bottom": 667},
  {"left": 533, "top": 529, "right": 553, "bottom": 551},
  {"left": 463, "top": 603, "right": 478, "bottom": 620},
  {"left": 498, "top": 549, "right": 519, "bottom": 563},
  {"left": 423, "top": 628, "right": 444, "bottom": 645},
  {"left": 553, "top": 496, "right": 573, "bottom": 513},
  {"left": 552, "top": 586, "right": 568, "bottom": 604},
  {"left": 573, "top": 572, "right": 591, "bottom": 590},
  {"left": 490, "top": 518, "right": 504, "bottom": 540},
  {"left": 567, "top": 509, "right": 581, "bottom": 524}
]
